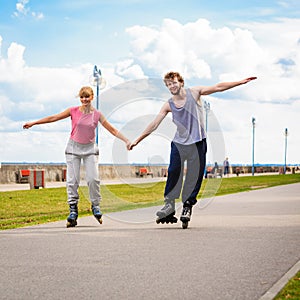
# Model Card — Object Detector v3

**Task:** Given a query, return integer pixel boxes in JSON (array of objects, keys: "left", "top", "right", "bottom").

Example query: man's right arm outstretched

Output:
[{"left": 129, "top": 102, "right": 170, "bottom": 150}]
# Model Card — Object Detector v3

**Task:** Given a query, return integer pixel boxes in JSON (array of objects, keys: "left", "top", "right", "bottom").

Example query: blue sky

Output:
[
  {"left": 0, "top": 0, "right": 300, "bottom": 165},
  {"left": 1, "top": 0, "right": 299, "bottom": 67}
]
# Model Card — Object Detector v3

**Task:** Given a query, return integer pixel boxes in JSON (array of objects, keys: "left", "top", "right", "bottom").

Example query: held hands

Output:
[
  {"left": 125, "top": 140, "right": 132, "bottom": 151},
  {"left": 125, "top": 140, "right": 138, "bottom": 150},
  {"left": 129, "top": 141, "right": 138, "bottom": 150}
]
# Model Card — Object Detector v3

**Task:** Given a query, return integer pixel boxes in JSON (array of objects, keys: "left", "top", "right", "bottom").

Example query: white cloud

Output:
[
  {"left": 0, "top": 40, "right": 94, "bottom": 122},
  {"left": 0, "top": 132, "right": 69, "bottom": 163},
  {"left": 207, "top": 96, "right": 300, "bottom": 165},
  {"left": 232, "top": 18, "right": 300, "bottom": 102},
  {"left": 115, "top": 59, "right": 146, "bottom": 79},
  {"left": 15, "top": 0, "right": 29, "bottom": 15},
  {"left": 126, "top": 17, "right": 300, "bottom": 106},
  {"left": 14, "top": 0, "right": 44, "bottom": 20},
  {"left": 126, "top": 18, "right": 265, "bottom": 81},
  {"left": 31, "top": 12, "right": 44, "bottom": 19},
  {"left": 0, "top": 16, "right": 299, "bottom": 164},
  {"left": 0, "top": 42, "right": 26, "bottom": 82},
  {"left": 124, "top": 17, "right": 300, "bottom": 164}
]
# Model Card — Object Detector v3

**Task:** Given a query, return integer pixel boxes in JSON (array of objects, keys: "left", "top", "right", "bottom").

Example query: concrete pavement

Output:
[{"left": 0, "top": 183, "right": 299, "bottom": 299}]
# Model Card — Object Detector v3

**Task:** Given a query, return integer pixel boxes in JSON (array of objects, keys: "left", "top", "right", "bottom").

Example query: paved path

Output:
[{"left": 0, "top": 183, "right": 299, "bottom": 300}]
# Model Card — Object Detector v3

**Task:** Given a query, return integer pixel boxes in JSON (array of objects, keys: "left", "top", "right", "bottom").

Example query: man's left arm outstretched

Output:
[{"left": 192, "top": 76, "right": 257, "bottom": 97}]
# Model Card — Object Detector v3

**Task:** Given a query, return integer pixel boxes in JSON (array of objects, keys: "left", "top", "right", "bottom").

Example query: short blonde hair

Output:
[{"left": 78, "top": 86, "right": 94, "bottom": 98}]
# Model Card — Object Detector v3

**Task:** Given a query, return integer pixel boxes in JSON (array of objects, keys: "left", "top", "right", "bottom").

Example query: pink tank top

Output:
[{"left": 70, "top": 106, "right": 101, "bottom": 144}]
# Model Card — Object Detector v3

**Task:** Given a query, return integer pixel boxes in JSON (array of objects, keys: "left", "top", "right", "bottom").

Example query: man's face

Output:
[{"left": 165, "top": 77, "right": 183, "bottom": 95}]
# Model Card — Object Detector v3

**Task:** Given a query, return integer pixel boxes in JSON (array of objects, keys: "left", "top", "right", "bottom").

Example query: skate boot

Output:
[
  {"left": 66, "top": 204, "right": 78, "bottom": 228},
  {"left": 180, "top": 200, "right": 193, "bottom": 229},
  {"left": 156, "top": 199, "right": 178, "bottom": 225},
  {"left": 92, "top": 205, "right": 103, "bottom": 224}
]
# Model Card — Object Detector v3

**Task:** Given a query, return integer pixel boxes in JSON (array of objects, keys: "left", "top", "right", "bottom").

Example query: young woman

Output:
[{"left": 23, "top": 86, "right": 131, "bottom": 227}]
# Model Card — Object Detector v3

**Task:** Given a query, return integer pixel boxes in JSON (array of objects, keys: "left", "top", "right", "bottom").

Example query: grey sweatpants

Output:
[{"left": 65, "top": 139, "right": 101, "bottom": 206}]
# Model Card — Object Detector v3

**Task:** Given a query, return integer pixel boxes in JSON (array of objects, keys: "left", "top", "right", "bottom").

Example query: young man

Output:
[{"left": 130, "top": 72, "right": 256, "bottom": 228}]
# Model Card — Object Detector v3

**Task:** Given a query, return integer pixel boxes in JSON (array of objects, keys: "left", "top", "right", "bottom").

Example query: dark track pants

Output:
[{"left": 164, "top": 139, "right": 207, "bottom": 205}]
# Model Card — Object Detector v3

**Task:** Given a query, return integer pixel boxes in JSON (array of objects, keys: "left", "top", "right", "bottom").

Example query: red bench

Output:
[
  {"left": 15, "top": 169, "right": 30, "bottom": 183},
  {"left": 136, "top": 168, "right": 153, "bottom": 178}
]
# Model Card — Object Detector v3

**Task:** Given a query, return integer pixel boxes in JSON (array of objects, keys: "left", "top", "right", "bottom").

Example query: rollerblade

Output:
[
  {"left": 92, "top": 205, "right": 103, "bottom": 224},
  {"left": 156, "top": 199, "right": 178, "bottom": 225},
  {"left": 66, "top": 204, "right": 78, "bottom": 228},
  {"left": 180, "top": 200, "right": 193, "bottom": 229}
]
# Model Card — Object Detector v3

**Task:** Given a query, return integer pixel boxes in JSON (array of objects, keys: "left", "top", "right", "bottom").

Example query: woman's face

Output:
[{"left": 80, "top": 94, "right": 93, "bottom": 107}]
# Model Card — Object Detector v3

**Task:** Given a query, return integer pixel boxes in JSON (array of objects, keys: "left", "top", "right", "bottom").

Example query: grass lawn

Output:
[
  {"left": 273, "top": 270, "right": 300, "bottom": 300},
  {"left": 1, "top": 173, "right": 299, "bottom": 230}
]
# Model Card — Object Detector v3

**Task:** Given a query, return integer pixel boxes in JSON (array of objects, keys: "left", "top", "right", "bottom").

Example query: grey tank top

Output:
[{"left": 168, "top": 88, "right": 206, "bottom": 145}]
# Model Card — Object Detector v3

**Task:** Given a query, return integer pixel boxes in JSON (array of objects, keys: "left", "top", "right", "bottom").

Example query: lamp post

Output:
[
  {"left": 204, "top": 100, "right": 210, "bottom": 133},
  {"left": 93, "top": 65, "right": 102, "bottom": 145},
  {"left": 284, "top": 128, "right": 288, "bottom": 174},
  {"left": 203, "top": 101, "right": 210, "bottom": 178},
  {"left": 252, "top": 117, "right": 256, "bottom": 176}
]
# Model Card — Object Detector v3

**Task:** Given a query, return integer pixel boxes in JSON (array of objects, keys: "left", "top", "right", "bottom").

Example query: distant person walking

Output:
[
  {"left": 212, "top": 161, "right": 219, "bottom": 176},
  {"left": 130, "top": 72, "right": 256, "bottom": 228},
  {"left": 223, "top": 157, "right": 230, "bottom": 176},
  {"left": 23, "top": 86, "right": 131, "bottom": 227}
]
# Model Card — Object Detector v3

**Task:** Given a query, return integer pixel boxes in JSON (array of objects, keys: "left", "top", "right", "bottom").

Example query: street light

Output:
[
  {"left": 284, "top": 128, "right": 288, "bottom": 174},
  {"left": 91, "top": 65, "right": 106, "bottom": 144},
  {"left": 252, "top": 117, "right": 256, "bottom": 176},
  {"left": 204, "top": 100, "right": 210, "bottom": 133},
  {"left": 203, "top": 100, "right": 210, "bottom": 178}
]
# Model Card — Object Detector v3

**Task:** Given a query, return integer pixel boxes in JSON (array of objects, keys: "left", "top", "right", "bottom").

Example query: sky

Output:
[{"left": 0, "top": 0, "right": 299, "bottom": 166}]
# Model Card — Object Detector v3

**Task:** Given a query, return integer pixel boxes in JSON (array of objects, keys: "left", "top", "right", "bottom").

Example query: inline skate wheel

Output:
[{"left": 182, "top": 221, "right": 188, "bottom": 229}]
